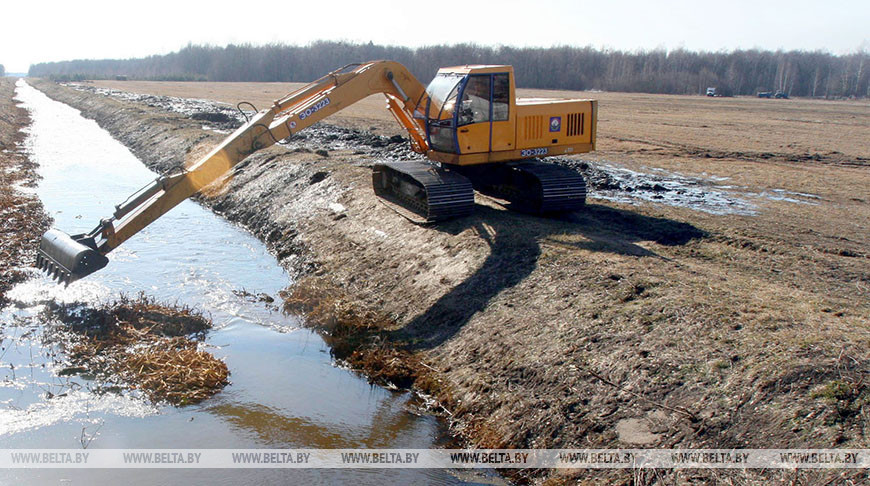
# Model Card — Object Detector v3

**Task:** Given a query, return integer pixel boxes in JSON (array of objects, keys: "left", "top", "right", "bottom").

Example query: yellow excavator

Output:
[{"left": 36, "top": 60, "right": 597, "bottom": 284}]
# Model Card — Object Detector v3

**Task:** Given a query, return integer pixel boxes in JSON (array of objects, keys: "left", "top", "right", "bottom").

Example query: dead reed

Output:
[{"left": 44, "top": 293, "right": 228, "bottom": 405}]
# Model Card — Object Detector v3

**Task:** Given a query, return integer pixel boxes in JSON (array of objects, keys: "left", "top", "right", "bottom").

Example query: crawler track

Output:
[
  {"left": 458, "top": 160, "right": 586, "bottom": 213},
  {"left": 372, "top": 161, "right": 474, "bottom": 223}
]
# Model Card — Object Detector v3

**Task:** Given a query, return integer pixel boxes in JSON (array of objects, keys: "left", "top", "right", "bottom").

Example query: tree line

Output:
[{"left": 27, "top": 41, "right": 870, "bottom": 98}]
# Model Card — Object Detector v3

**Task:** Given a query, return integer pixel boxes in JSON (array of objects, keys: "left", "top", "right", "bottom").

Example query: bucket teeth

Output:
[{"left": 35, "top": 229, "right": 110, "bottom": 285}]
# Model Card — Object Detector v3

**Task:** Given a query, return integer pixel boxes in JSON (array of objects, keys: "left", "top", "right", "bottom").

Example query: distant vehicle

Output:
[
  {"left": 774, "top": 91, "right": 789, "bottom": 99},
  {"left": 757, "top": 91, "right": 773, "bottom": 98},
  {"left": 706, "top": 87, "right": 717, "bottom": 97}
]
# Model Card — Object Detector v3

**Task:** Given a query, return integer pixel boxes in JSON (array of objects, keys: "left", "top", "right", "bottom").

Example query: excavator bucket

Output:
[{"left": 35, "top": 229, "right": 109, "bottom": 285}]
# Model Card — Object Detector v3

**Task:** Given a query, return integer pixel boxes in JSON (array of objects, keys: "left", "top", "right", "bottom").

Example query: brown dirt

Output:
[
  {"left": 0, "top": 78, "right": 50, "bottom": 305},
  {"left": 44, "top": 294, "right": 229, "bottom": 406},
  {"left": 36, "top": 80, "right": 870, "bottom": 485}
]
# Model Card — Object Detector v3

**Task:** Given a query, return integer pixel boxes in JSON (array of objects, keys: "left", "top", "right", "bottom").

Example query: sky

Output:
[{"left": 2, "top": 0, "right": 868, "bottom": 73}]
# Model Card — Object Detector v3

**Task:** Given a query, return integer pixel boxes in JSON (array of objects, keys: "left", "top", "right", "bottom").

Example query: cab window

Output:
[
  {"left": 425, "top": 73, "right": 465, "bottom": 153},
  {"left": 458, "top": 75, "right": 491, "bottom": 126},
  {"left": 493, "top": 73, "right": 509, "bottom": 121},
  {"left": 426, "top": 72, "right": 464, "bottom": 121}
]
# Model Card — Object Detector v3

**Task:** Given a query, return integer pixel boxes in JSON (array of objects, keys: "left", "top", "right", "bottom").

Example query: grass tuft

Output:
[{"left": 44, "top": 293, "right": 228, "bottom": 405}]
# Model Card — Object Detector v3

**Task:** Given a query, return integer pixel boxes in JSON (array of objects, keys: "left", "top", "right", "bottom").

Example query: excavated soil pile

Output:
[{"left": 44, "top": 294, "right": 228, "bottom": 405}]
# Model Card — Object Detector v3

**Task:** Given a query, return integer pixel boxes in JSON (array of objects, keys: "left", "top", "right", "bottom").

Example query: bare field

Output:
[
  {"left": 58, "top": 80, "right": 870, "bottom": 484},
  {"left": 89, "top": 79, "right": 870, "bottom": 295},
  {"left": 91, "top": 79, "right": 870, "bottom": 214},
  {"left": 91, "top": 79, "right": 870, "bottom": 159}
]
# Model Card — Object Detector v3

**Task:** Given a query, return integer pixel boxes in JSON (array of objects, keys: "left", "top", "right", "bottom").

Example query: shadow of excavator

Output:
[{"left": 394, "top": 201, "right": 707, "bottom": 350}]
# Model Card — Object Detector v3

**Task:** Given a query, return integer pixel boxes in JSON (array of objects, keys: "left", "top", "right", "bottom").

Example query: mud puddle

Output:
[
  {"left": 557, "top": 159, "right": 822, "bottom": 215},
  {"left": 557, "top": 159, "right": 760, "bottom": 215},
  {"left": 2, "top": 81, "right": 484, "bottom": 484}
]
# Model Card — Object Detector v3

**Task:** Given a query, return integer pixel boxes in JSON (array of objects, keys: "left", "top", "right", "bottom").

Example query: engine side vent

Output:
[
  {"left": 566, "top": 113, "right": 585, "bottom": 137},
  {"left": 522, "top": 115, "right": 544, "bottom": 140}
]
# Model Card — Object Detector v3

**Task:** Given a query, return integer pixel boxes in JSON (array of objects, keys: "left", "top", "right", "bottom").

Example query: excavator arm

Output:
[{"left": 36, "top": 61, "right": 430, "bottom": 284}]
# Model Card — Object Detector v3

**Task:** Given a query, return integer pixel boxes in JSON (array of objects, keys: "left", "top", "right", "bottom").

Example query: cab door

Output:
[
  {"left": 489, "top": 73, "right": 514, "bottom": 151},
  {"left": 455, "top": 75, "right": 492, "bottom": 154}
]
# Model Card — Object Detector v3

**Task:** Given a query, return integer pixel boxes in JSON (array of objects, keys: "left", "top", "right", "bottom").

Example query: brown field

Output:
[
  {"left": 89, "top": 79, "right": 870, "bottom": 307},
  {"left": 91, "top": 79, "right": 870, "bottom": 214},
  {"left": 66, "top": 80, "right": 870, "bottom": 483},
  {"left": 92, "top": 79, "right": 870, "bottom": 158}
]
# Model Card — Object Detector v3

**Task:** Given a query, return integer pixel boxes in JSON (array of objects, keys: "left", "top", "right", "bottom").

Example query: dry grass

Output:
[
  {"left": 45, "top": 294, "right": 228, "bottom": 405},
  {"left": 118, "top": 343, "right": 229, "bottom": 405},
  {"left": 0, "top": 78, "right": 50, "bottom": 304},
  {"left": 282, "top": 276, "right": 421, "bottom": 388}
]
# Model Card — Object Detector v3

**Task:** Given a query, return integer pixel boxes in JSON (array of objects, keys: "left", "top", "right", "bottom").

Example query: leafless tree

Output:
[{"left": 27, "top": 43, "right": 870, "bottom": 99}]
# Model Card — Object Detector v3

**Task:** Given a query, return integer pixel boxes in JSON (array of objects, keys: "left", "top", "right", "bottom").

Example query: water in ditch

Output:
[{"left": 0, "top": 80, "right": 486, "bottom": 485}]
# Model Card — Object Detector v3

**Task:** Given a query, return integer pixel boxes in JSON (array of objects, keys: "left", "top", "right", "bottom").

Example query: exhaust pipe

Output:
[{"left": 36, "top": 229, "right": 109, "bottom": 285}]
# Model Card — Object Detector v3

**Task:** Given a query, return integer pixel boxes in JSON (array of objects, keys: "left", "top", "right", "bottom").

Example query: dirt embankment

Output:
[
  {"left": 0, "top": 78, "right": 49, "bottom": 305},
  {"left": 31, "top": 80, "right": 869, "bottom": 484}
]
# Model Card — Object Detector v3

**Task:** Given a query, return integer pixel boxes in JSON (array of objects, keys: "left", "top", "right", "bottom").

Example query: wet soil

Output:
[
  {"left": 32, "top": 80, "right": 870, "bottom": 485},
  {"left": 0, "top": 79, "right": 50, "bottom": 306}
]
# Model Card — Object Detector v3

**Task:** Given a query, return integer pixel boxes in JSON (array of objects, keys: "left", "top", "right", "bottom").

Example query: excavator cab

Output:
[
  {"left": 422, "top": 64, "right": 595, "bottom": 169},
  {"left": 420, "top": 65, "right": 592, "bottom": 215},
  {"left": 371, "top": 67, "right": 518, "bottom": 224},
  {"left": 424, "top": 66, "right": 516, "bottom": 156}
]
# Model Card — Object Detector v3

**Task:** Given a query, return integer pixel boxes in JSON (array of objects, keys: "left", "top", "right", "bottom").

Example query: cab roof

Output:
[{"left": 437, "top": 65, "right": 514, "bottom": 75}]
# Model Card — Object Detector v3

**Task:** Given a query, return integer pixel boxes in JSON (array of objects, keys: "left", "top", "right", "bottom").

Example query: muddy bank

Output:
[
  {"left": 32, "top": 80, "right": 869, "bottom": 484},
  {"left": 0, "top": 79, "right": 49, "bottom": 305}
]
